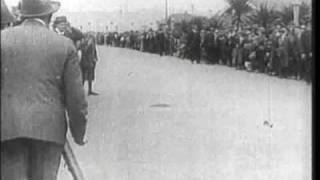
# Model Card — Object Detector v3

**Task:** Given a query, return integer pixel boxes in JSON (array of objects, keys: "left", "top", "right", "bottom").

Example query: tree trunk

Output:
[{"left": 237, "top": 15, "right": 241, "bottom": 32}]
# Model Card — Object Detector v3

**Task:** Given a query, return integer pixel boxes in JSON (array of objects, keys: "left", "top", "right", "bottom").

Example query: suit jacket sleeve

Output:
[
  {"left": 94, "top": 43, "right": 98, "bottom": 61},
  {"left": 63, "top": 44, "right": 88, "bottom": 143}
]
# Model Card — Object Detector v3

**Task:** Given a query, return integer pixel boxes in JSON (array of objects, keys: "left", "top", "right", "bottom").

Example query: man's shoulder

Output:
[
  {"left": 45, "top": 29, "right": 78, "bottom": 51},
  {"left": 3, "top": 25, "right": 74, "bottom": 44}
]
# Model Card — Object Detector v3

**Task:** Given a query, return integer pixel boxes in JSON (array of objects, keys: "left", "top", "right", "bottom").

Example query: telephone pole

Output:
[
  {"left": 191, "top": 4, "right": 194, "bottom": 15},
  {"left": 125, "top": 0, "right": 128, "bottom": 13},
  {"left": 165, "top": 0, "right": 168, "bottom": 21},
  {"left": 292, "top": 0, "right": 301, "bottom": 26}
]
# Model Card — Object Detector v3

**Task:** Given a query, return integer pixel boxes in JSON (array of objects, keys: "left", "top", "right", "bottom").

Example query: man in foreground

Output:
[{"left": 1, "top": 0, "right": 88, "bottom": 179}]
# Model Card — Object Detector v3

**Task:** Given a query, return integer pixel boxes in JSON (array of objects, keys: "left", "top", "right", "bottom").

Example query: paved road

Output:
[{"left": 59, "top": 46, "right": 311, "bottom": 180}]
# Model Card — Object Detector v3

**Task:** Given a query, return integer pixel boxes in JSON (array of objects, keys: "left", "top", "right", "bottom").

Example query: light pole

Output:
[
  {"left": 191, "top": 4, "right": 194, "bottom": 15},
  {"left": 292, "top": 0, "right": 301, "bottom": 26},
  {"left": 165, "top": 0, "right": 168, "bottom": 21}
]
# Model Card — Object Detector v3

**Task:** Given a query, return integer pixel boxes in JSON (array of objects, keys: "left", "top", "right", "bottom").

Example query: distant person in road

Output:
[
  {"left": 1, "top": 0, "right": 88, "bottom": 180},
  {"left": 189, "top": 25, "right": 201, "bottom": 64},
  {"left": 203, "top": 27, "right": 216, "bottom": 64},
  {"left": 81, "top": 32, "right": 99, "bottom": 95},
  {"left": 300, "top": 24, "right": 312, "bottom": 83},
  {"left": 157, "top": 28, "right": 166, "bottom": 56}
]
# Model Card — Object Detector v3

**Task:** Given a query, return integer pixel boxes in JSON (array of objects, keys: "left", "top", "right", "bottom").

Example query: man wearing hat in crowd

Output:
[
  {"left": 189, "top": 25, "right": 201, "bottom": 64},
  {"left": 203, "top": 27, "right": 216, "bottom": 64},
  {"left": 53, "top": 15, "right": 84, "bottom": 50},
  {"left": 1, "top": 0, "right": 15, "bottom": 30},
  {"left": 300, "top": 23, "right": 312, "bottom": 83},
  {"left": 1, "top": 0, "right": 88, "bottom": 179}
]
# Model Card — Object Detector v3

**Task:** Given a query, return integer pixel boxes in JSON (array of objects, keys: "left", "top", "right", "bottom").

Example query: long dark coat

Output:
[
  {"left": 156, "top": 31, "right": 166, "bottom": 55},
  {"left": 187, "top": 31, "right": 201, "bottom": 60},
  {"left": 80, "top": 33, "right": 98, "bottom": 81},
  {"left": 1, "top": 20, "right": 88, "bottom": 145}
]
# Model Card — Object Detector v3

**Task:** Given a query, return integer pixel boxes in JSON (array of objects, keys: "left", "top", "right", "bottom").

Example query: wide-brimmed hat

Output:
[
  {"left": 1, "top": 0, "right": 15, "bottom": 24},
  {"left": 19, "top": 0, "right": 60, "bottom": 17}
]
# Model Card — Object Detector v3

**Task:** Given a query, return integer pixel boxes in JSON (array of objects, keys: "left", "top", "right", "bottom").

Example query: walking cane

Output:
[{"left": 62, "top": 140, "right": 85, "bottom": 180}]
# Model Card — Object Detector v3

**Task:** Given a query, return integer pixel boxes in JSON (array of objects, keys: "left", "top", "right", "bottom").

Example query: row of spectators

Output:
[{"left": 96, "top": 23, "right": 312, "bottom": 83}]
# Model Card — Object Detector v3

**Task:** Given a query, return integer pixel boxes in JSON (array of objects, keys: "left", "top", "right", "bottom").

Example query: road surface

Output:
[{"left": 59, "top": 46, "right": 312, "bottom": 180}]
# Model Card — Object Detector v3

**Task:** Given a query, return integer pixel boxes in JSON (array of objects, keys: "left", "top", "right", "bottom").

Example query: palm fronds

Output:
[{"left": 246, "top": 2, "right": 279, "bottom": 28}]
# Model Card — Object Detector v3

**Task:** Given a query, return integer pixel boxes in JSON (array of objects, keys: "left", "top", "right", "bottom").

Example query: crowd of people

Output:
[{"left": 96, "top": 22, "right": 312, "bottom": 83}]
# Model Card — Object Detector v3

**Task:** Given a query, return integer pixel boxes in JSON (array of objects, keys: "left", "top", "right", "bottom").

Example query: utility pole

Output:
[
  {"left": 125, "top": 0, "right": 128, "bottom": 13},
  {"left": 292, "top": 0, "right": 301, "bottom": 26},
  {"left": 165, "top": 0, "right": 168, "bottom": 21},
  {"left": 191, "top": 4, "right": 194, "bottom": 15}
]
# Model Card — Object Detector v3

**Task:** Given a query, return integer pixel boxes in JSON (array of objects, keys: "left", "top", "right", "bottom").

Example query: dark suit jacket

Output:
[
  {"left": 156, "top": 32, "right": 165, "bottom": 51},
  {"left": 63, "top": 26, "right": 84, "bottom": 46},
  {"left": 1, "top": 19, "right": 88, "bottom": 145},
  {"left": 300, "top": 29, "right": 311, "bottom": 54},
  {"left": 81, "top": 33, "right": 98, "bottom": 70}
]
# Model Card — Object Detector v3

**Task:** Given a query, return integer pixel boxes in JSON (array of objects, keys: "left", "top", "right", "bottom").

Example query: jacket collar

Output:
[{"left": 22, "top": 18, "right": 47, "bottom": 27}]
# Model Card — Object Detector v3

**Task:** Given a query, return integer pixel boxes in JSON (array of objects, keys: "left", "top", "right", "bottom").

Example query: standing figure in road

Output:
[
  {"left": 157, "top": 28, "right": 166, "bottom": 56},
  {"left": 278, "top": 28, "right": 289, "bottom": 78},
  {"left": 213, "top": 29, "right": 220, "bottom": 64},
  {"left": 254, "top": 29, "right": 266, "bottom": 73},
  {"left": 200, "top": 29, "right": 207, "bottom": 62},
  {"left": 300, "top": 24, "right": 312, "bottom": 83},
  {"left": 287, "top": 25, "right": 300, "bottom": 79},
  {"left": 1, "top": 0, "right": 88, "bottom": 180},
  {"left": 81, "top": 32, "right": 99, "bottom": 95},
  {"left": 188, "top": 25, "right": 201, "bottom": 64}
]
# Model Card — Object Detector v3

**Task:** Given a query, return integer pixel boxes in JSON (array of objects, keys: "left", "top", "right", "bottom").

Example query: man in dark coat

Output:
[
  {"left": 202, "top": 27, "right": 215, "bottom": 64},
  {"left": 300, "top": 24, "right": 312, "bottom": 83},
  {"left": 53, "top": 16, "right": 84, "bottom": 50},
  {"left": 81, "top": 32, "right": 99, "bottom": 95},
  {"left": 156, "top": 29, "right": 166, "bottom": 56},
  {"left": 1, "top": 0, "right": 88, "bottom": 179},
  {"left": 287, "top": 26, "right": 300, "bottom": 78},
  {"left": 188, "top": 26, "right": 201, "bottom": 64},
  {"left": 217, "top": 33, "right": 228, "bottom": 65}
]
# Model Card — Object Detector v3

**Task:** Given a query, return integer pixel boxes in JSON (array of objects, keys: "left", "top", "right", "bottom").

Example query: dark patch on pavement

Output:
[
  {"left": 150, "top": 103, "right": 171, "bottom": 108},
  {"left": 263, "top": 120, "right": 273, "bottom": 128}
]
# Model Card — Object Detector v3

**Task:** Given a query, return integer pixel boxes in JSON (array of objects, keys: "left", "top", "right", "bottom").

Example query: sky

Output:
[{"left": 5, "top": 0, "right": 227, "bottom": 13}]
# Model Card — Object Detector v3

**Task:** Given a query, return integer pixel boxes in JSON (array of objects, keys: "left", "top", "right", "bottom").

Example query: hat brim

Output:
[
  {"left": 19, "top": 1, "right": 60, "bottom": 17},
  {"left": 53, "top": 20, "right": 68, "bottom": 26}
]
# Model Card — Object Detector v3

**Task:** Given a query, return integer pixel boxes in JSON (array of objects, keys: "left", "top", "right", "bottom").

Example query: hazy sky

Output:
[{"left": 6, "top": 0, "right": 227, "bottom": 13}]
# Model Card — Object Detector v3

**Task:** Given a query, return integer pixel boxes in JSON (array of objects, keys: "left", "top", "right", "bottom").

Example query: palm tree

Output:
[
  {"left": 246, "top": 2, "right": 279, "bottom": 28},
  {"left": 299, "top": 2, "right": 311, "bottom": 25},
  {"left": 190, "top": 16, "right": 205, "bottom": 30},
  {"left": 225, "top": 0, "right": 253, "bottom": 31},
  {"left": 209, "top": 16, "right": 224, "bottom": 29},
  {"left": 277, "top": 5, "right": 293, "bottom": 25},
  {"left": 275, "top": 2, "right": 311, "bottom": 26}
]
